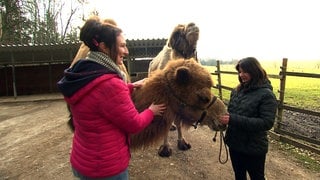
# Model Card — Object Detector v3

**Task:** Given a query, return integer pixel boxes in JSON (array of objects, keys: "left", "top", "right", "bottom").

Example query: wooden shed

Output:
[{"left": 0, "top": 39, "right": 167, "bottom": 96}]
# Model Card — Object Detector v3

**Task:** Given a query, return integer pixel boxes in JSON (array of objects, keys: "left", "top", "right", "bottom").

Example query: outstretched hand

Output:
[
  {"left": 149, "top": 103, "right": 166, "bottom": 116},
  {"left": 132, "top": 78, "right": 147, "bottom": 88}
]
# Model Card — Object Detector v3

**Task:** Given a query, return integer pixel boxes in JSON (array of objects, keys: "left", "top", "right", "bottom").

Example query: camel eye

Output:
[{"left": 198, "top": 95, "right": 210, "bottom": 104}]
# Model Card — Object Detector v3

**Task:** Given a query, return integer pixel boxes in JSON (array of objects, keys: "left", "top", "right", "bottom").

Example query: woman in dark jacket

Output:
[{"left": 219, "top": 57, "right": 277, "bottom": 180}]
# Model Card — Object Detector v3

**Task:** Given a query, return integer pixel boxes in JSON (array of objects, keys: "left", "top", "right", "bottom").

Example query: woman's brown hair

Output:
[
  {"left": 79, "top": 17, "right": 123, "bottom": 61},
  {"left": 235, "top": 57, "right": 269, "bottom": 92}
]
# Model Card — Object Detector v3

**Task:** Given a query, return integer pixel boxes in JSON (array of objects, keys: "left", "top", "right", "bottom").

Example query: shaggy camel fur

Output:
[
  {"left": 130, "top": 59, "right": 227, "bottom": 157},
  {"left": 148, "top": 22, "right": 199, "bottom": 74}
]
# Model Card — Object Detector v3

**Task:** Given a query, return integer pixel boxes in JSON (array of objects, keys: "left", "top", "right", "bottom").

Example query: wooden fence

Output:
[
  {"left": 0, "top": 41, "right": 318, "bottom": 154},
  {"left": 212, "top": 58, "right": 320, "bottom": 154}
]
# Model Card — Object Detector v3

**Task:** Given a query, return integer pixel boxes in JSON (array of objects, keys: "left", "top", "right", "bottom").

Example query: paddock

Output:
[{"left": 0, "top": 95, "right": 318, "bottom": 179}]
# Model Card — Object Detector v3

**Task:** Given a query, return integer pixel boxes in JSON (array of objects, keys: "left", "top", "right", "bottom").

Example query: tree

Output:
[
  {"left": 0, "top": 5, "right": 5, "bottom": 38},
  {"left": 1, "top": 0, "right": 30, "bottom": 44},
  {"left": 0, "top": 0, "right": 88, "bottom": 44}
]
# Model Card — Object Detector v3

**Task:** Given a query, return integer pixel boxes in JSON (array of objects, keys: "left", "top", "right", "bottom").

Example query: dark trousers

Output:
[{"left": 229, "top": 149, "right": 266, "bottom": 180}]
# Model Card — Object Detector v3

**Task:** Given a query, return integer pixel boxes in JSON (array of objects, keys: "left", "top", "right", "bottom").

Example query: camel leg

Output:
[
  {"left": 176, "top": 121, "right": 191, "bottom": 151},
  {"left": 158, "top": 133, "right": 172, "bottom": 157}
]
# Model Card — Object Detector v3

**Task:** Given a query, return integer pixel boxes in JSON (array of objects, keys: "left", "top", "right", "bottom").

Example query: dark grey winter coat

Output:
[{"left": 225, "top": 81, "right": 277, "bottom": 155}]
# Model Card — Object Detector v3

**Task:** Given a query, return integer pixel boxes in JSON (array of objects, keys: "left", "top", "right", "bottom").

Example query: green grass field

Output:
[{"left": 204, "top": 60, "right": 320, "bottom": 111}]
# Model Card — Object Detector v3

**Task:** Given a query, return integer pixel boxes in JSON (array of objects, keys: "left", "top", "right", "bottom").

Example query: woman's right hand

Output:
[
  {"left": 219, "top": 114, "right": 230, "bottom": 125},
  {"left": 148, "top": 103, "right": 166, "bottom": 116},
  {"left": 132, "top": 78, "right": 147, "bottom": 88}
]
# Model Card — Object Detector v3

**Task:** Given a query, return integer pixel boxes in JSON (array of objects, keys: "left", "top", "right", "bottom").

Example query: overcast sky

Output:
[{"left": 84, "top": 0, "right": 320, "bottom": 61}]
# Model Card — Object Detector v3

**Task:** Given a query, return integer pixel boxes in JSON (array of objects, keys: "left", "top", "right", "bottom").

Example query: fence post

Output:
[
  {"left": 10, "top": 52, "right": 17, "bottom": 99},
  {"left": 274, "top": 58, "right": 288, "bottom": 133},
  {"left": 126, "top": 57, "right": 133, "bottom": 75},
  {"left": 49, "top": 53, "right": 53, "bottom": 92},
  {"left": 215, "top": 60, "right": 223, "bottom": 100}
]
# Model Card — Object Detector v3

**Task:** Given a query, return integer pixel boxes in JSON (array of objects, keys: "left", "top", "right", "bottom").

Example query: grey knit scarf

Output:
[{"left": 86, "top": 51, "right": 126, "bottom": 82}]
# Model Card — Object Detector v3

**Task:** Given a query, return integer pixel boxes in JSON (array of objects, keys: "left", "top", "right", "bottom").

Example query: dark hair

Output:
[
  {"left": 79, "top": 17, "right": 123, "bottom": 61},
  {"left": 235, "top": 57, "right": 268, "bottom": 91}
]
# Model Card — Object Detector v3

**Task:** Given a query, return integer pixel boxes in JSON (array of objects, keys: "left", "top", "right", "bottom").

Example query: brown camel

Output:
[
  {"left": 130, "top": 59, "right": 227, "bottom": 157},
  {"left": 145, "top": 23, "right": 226, "bottom": 157}
]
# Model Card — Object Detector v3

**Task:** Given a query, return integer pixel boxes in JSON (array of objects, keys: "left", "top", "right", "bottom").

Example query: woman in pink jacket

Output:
[{"left": 57, "top": 16, "right": 166, "bottom": 179}]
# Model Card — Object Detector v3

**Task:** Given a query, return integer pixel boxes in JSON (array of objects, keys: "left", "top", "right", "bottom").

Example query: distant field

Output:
[{"left": 204, "top": 60, "right": 320, "bottom": 111}]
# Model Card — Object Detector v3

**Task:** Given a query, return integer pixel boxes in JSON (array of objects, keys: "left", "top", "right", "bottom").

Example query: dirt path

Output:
[{"left": 0, "top": 97, "right": 319, "bottom": 180}]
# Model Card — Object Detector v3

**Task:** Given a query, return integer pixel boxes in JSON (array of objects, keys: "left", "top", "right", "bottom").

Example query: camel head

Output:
[
  {"left": 130, "top": 58, "right": 214, "bottom": 148},
  {"left": 160, "top": 58, "right": 214, "bottom": 125},
  {"left": 168, "top": 22, "right": 199, "bottom": 60},
  {"left": 134, "top": 58, "right": 214, "bottom": 124},
  {"left": 199, "top": 95, "right": 227, "bottom": 131}
]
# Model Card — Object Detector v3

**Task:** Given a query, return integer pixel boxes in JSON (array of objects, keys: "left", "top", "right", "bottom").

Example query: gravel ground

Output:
[
  {"left": 0, "top": 99, "right": 319, "bottom": 180},
  {"left": 281, "top": 110, "right": 320, "bottom": 141}
]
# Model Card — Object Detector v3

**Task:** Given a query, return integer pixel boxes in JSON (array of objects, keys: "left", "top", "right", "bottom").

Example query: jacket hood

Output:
[
  {"left": 257, "top": 79, "right": 273, "bottom": 91},
  {"left": 241, "top": 79, "right": 273, "bottom": 93},
  {"left": 57, "top": 60, "right": 116, "bottom": 97}
]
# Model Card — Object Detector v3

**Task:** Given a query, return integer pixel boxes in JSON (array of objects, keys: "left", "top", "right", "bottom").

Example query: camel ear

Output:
[
  {"left": 169, "top": 31, "right": 181, "bottom": 48},
  {"left": 168, "top": 24, "right": 184, "bottom": 48},
  {"left": 175, "top": 67, "right": 191, "bottom": 85}
]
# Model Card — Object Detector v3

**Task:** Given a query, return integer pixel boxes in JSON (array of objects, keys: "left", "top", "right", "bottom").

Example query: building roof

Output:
[{"left": 0, "top": 39, "right": 167, "bottom": 65}]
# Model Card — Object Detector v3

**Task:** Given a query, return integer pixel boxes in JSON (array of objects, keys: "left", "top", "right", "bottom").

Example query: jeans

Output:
[
  {"left": 229, "top": 149, "right": 266, "bottom": 180},
  {"left": 72, "top": 167, "right": 129, "bottom": 180}
]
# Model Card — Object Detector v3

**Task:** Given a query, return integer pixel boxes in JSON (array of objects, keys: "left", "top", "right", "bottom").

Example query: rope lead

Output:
[{"left": 212, "top": 130, "right": 229, "bottom": 164}]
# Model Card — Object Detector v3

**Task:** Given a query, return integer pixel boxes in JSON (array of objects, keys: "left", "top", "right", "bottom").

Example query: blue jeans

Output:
[{"left": 72, "top": 167, "right": 129, "bottom": 180}]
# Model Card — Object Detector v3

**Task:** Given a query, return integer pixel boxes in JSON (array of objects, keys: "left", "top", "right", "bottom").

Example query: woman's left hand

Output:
[{"left": 132, "top": 78, "right": 146, "bottom": 88}]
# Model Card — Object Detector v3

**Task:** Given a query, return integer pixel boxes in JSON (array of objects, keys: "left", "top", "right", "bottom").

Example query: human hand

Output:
[
  {"left": 148, "top": 103, "right": 166, "bottom": 116},
  {"left": 219, "top": 114, "right": 230, "bottom": 125},
  {"left": 132, "top": 78, "right": 147, "bottom": 88}
]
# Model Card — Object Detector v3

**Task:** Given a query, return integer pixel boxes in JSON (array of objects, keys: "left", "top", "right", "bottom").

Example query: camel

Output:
[
  {"left": 148, "top": 22, "right": 199, "bottom": 74},
  {"left": 148, "top": 22, "right": 200, "bottom": 133},
  {"left": 145, "top": 22, "right": 225, "bottom": 157},
  {"left": 130, "top": 59, "right": 227, "bottom": 157}
]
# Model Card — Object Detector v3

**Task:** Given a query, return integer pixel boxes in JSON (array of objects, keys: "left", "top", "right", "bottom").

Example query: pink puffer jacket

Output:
[{"left": 64, "top": 74, "right": 154, "bottom": 178}]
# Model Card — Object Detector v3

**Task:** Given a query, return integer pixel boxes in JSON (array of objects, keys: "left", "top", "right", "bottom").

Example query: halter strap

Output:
[
  {"left": 164, "top": 71, "right": 217, "bottom": 129},
  {"left": 192, "top": 95, "right": 218, "bottom": 129}
]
